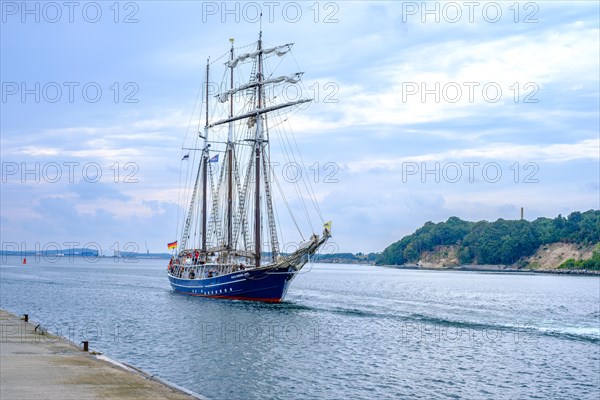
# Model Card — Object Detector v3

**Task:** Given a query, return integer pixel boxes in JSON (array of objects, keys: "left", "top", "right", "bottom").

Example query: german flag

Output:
[{"left": 167, "top": 241, "right": 177, "bottom": 250}]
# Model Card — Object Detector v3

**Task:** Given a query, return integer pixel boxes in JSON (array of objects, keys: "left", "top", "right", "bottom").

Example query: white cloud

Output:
[
  {"left": 312, "top": 24, "right": 600, "bottom": 130},
  {"left": 347, "top": 138, "right": 599, "bottom": 173}
]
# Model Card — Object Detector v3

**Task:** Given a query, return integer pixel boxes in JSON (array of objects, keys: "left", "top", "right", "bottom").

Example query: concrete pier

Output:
[{"left": 1, "top": 309, "right": 203, "bottom": 400}]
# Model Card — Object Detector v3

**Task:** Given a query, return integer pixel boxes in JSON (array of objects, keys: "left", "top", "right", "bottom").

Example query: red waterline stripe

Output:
[{"left": 184, "top": 293, "right": 282, "bottom": 303}]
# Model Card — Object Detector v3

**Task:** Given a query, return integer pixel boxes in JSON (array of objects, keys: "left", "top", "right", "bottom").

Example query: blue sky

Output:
[{"left": 1, "top": 1, "right": 599, "bottom": 254}]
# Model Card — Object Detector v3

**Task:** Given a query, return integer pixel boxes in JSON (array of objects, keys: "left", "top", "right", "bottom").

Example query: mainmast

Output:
[
  {"left": 205, "top": 28, "right": 313, "bottom": 267},
  {"left": 254, "top": 30, "right": 263, "bottom": 269},
  {"left": 201, "top": 58, "right": 209, "bottom": 253},
  {"left": 226, "top": 38, "right": 235, "bottom": 252}
]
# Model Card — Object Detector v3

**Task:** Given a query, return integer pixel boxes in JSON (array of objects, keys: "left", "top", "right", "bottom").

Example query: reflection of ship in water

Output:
[{"left": 167, "top": 30, "right": 330, "bottom": 302}]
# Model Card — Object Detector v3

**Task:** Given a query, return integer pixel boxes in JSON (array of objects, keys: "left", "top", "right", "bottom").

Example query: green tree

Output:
[{"left": 377, "top": 211, "right": 599, "bottom": 266}]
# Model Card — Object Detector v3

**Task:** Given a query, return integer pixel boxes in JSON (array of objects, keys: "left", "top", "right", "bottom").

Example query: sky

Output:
[{"left": 1, "top": 1, "right": 599, "bottom": 255}]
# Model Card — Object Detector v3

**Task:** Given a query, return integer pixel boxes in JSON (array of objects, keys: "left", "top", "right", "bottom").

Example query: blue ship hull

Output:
[{"left": 168, "top": 266, "right": 297, "bottom": 302}]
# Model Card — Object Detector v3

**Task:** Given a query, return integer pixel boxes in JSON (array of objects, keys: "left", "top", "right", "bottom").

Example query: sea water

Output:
[{"left": 1, "top": 256, "right": 598, "bottom": 399}]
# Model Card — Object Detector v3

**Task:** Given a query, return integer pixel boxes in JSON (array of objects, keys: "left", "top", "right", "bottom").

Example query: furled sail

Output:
[
  {"left": 216, "top": 72, "right": 304, "bottom": 103},
  {"left": 225, "top": 43, "right": 293, "bottom": 68},
  {"left": 208, "top": 98, "right": 311, "bottom": 128}
]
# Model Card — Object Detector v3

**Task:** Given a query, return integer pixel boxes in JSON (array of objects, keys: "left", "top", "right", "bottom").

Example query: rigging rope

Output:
[
  {"left": 178, "top": 41, "right": 325, "bottom": 256},
  {"left": 176, "top": 77, "right": 205, "bottom": 247}
]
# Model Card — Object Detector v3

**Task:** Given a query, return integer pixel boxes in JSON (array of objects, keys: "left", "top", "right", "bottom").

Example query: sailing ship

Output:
[{"left": 167, "top": 29, "right": 331, "bottom": 302}]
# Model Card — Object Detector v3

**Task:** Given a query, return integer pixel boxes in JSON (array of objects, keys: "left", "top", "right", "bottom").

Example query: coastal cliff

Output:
[
  {"left": 525, "top": 242, "right": 597, "bottom": 270},
  {"left": 412, "top": 242, "right": 598, "bottom": 271},
  {"left": 377, "top": 210, "right": 600, "bottom": 272}
]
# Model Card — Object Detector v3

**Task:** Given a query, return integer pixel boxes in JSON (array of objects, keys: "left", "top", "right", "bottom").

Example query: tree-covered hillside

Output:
[{"left": 376, "top": 210, "right": 600, "bottom": 266}]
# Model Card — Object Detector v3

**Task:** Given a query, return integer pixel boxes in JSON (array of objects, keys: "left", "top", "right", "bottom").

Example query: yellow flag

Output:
[{"left": 323, "top": 221, "right": 332, "bottom": 232}]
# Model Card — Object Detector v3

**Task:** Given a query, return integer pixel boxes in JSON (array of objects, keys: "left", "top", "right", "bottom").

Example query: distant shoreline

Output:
[
  {"left": 379, "top": 264, "right": 600, "bottom": 276},
  {"left": 0, "top": 253, "right": 171, "bottom": 260}
]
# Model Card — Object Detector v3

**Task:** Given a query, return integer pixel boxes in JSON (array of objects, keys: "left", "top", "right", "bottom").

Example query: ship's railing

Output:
[{"left": 167, "top": 262, "right": 253, "bottom": 280}]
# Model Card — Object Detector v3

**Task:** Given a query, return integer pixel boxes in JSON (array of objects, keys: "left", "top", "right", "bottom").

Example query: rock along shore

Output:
[{"left": 380, "top": 264, "right": 600, "bottom": 275}]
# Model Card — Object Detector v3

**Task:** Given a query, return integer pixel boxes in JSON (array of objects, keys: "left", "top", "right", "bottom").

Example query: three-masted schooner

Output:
[{"left": 167, "top": 30, "right": 331, "bottom": 302}]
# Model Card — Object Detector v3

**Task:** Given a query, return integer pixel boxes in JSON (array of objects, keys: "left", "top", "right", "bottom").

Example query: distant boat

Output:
[{"left": 167, "top": 30, "right": 330, "bottom": 302}]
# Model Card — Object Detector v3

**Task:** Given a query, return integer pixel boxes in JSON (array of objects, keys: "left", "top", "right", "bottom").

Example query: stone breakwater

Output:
[{"left": 0, "top": 309, "right": 206, "bottom": 400}]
